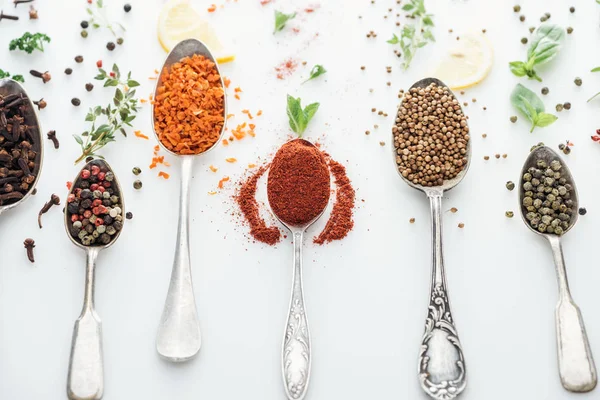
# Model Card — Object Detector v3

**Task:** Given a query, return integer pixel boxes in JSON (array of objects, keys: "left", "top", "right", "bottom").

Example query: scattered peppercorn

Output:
[
  {"left": 506, "top": 181, "right": 515, "bottom": 191},
  {"left": 484, "top": 155, "right": 490, "bottom": 160},
  {"left": 133, "top": 180, "right": 142, "bottom": 190},
  {"left": 566, "top": 27, "right": 573, "bottom": 34},
  {"left": 125, "top": 211, "right": 133, "bottom": 220},
  {"left": 556, "top": 104, "right": 563, "bottom": 112},
  {"left": 574, "top": 77, "right": 582, "bottom": 86},
  {"left": 124, "top": 3, "right": 132, "bottom": 12},
  {"left": 81, "top": 30, "right": 88, "bottom": 38},
  {"left": 482, "top": 133, "right": 487, "bottom": 138},
  {"left": 529, "top": 27, "right": 535, "bottom": 33},
  {"left": 570, "top": 7, "right": 575, "bottom": 13},
  {"left": 85, "top": 83, "right": 94, "bottom": 92},
  {"left": 563, "top": 102, "right": 571, "bottom": 110},
  {"left": 132, "top": 167, "right": 141, "bottom": 175},
  {"left": 505, "top": 211, "right": 514, "bottom": 218},
  {"left": 519, "top": 15, "right": 525, "bottom": 22},
  {"left": 81, "top": 20, "right": 89, "bottom": 29},
  {"left": 75, "top": 55, "right": 83, "bottom": 63},
  {"left": 541, "top": 87, "right": 549, "bottom": 95},
  {"left": 409, "top": 217, "right": 415, "bottom": 223},
  {"left": 65, "top": 68, "right": 73, "bottom": 75},
  {"left": 458, "top": 223, "right": 465, "bottom": 228},
  {"left": 513, "top": 5, "right": 521, "bottom": 12},
  {"left": 106, "top": 42, "right": 116, "bottom": 51},
  {"left": 71, "top": 98, "right": 81, "bottom": 107},
  {"left": 579, "top": 207, "right": 587, "bottom": 216},
  {"left": 521, "top": 37, "right": 528, "bottom": 44},
  {"left": 116, "top": 37, "right": 124, "bottom": 45},
  {"left": 449, "top": 207, "right": 458, "bottom": 213},
  {"left": 510, "top": 116, "right": 517, "bottom": 123}
]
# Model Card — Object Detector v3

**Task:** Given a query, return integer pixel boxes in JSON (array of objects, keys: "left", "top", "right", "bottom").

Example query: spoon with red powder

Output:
[{"left": 267, "top": 138, "right": 330, "bottom": 400}]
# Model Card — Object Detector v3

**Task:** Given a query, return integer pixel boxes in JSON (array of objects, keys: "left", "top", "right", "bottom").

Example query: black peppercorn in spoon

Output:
[
  {"left": 0, "top": 78, "right": 43, "bottom": 214},
  {"left": 518, "top": 145, "right": 596, "bottom": 392},
  {"left": 64, "top": 159, "right": 125, "bottom": 400},
  {"left": 392, "top": 78, "right": 470, "bottom": 400}
]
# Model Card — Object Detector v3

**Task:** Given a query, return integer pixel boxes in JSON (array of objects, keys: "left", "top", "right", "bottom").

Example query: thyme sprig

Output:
[
  {"left": 73, "top": 64, "right": 140, "bottom": 164},
  {"left": 86, "top": 0, "right": 125, "bottom": 37},
  {"left": 387, "top": 0, "right": 434, "bottom": 70}
]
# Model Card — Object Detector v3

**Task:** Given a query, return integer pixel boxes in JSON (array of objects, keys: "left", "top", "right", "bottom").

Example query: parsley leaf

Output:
[
  {"left": 0, "top": 69, "right": 25, "bottom": 83},
  {"left": 286, "top": 95, "right": 320, "bottom": 137},
  {"left": 302, "top": 65, "right": 327, "bottom": 84},
  {"left": 274, "top": 10, "right": 296, "bottom": 33},
  {"left": 9, "top": 32, "right": 51, "bottom": 54}
]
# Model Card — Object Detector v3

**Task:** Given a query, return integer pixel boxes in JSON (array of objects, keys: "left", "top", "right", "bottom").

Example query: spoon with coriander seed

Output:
[
  {"left": 518, "top": 145, "right": 597, "bottom": 393},
  {"left": 151, "top": 38, "right": 227, "bottom": 362},
  {"left": 267, "top": 138, "right": 331, "bottom": 400},
  {"left": 0, "top": 78, "right": 44, "bottom": 215},
  {"left": 64, "top": 159, "right": 125, "bottom": 400},
  {"left": 392, "top": 78, "right": 470, "bottom": 400}
]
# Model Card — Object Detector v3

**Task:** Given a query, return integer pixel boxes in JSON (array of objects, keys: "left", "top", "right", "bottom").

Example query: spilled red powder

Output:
[
  {"left": 275, "top": 59, "right": 298, "bottom": 80},
  {"left": 260, "top": 0, "right": 272, "bottom": 4},
  {"left": 314, "top": 155, "right": 355, "bottom": 244},
  {"left": 236, "top": 165, "right": 281, "bottom": 245}
]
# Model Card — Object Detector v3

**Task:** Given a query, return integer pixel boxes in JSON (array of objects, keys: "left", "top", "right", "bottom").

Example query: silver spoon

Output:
[
  {"left": 151, "top": 38, "right": 227, "bottom": 362},
  {"left": 65, "top": 159, "right": 125, "bottom": 400},
  {"left": 267, "top": 139, "right": 331, "bottom": 400},
  {"left": 0, "top": 78, "right": 44, "bottom": 215},
  {"left": 518, "top": 145, "right": 597, "bottom": 392},
  {"left": 392, "top": 78, "right": 469, "bottom": 400}
]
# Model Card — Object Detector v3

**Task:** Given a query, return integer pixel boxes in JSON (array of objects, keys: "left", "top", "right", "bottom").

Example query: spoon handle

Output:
[
  {"left": 282, "top": 231, "right": 311, "bottom": 400},
  {"left": 548, "top": 236, "right": 597, "bottom": 392},
  {"left": 418, "top": 192, "right": 466, "bottom": 400},
  {"left": 67, "top": 247, "right": 104, "bottom": 400},
  {"left": 156, "top": 156, "right": 201, "bottom": 362}
]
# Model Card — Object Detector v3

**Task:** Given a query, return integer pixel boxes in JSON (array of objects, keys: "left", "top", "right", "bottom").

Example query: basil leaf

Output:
[
  {"left": 304, "top": 102, "right": 320, "bottom": 122},
  {"left": 592, "top": 66, "right": 600, "bottom": 73},
  {"left": 509, "top": 61, "right": 527, "bottom": 77},
  {"left": 528, "top": 24, "right": 565, "bottom": 66},
  {"left": 302, "top": 65, "right": 327, "bottom": 84},
  {"left": 511, "top": 83, "right": 545, "bottom": 116},
  {"left": 535, "top": 112, "right": 558, "bottom": 128},
  {"left": 274, "top": 10, "right": 296, "bottom": 33},
  {"left": 287, "top": 95, "right": 306, "bottom": 135}
]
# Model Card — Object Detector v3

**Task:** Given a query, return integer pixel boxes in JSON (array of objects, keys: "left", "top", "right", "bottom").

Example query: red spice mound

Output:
[
  {"left": 275, "top": 58, "right": 298, "bottom": 80},
  {"left": 267, "top": 139, "right": 330, "bottom": 227},
  {"left": 314, "top": 155, "right": 355, "bottom": 244},
  {"left": 236, "top": 165, "right": 281, "bottom": 245}
]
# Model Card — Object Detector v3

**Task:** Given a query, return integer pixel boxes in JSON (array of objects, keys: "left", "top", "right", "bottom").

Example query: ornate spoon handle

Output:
[
  {"left": 67, "top": 247, "right": 104, "bottom": 400},
  {"left": 282, "top": 231, "right": 311, "bottom": 400},
  {"left": 548, "top": 236, "right": 597, "bottom": 392},
  {"left": 418, "top": 192, "right": 466, "bottom": 400}
]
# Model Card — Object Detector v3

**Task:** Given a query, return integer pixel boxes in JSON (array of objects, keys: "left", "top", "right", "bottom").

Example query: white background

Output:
[{"left": 1, "top": 0, "right": 600, "bottom": 399}]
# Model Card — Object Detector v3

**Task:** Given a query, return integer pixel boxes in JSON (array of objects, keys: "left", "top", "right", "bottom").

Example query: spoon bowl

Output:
[
  {"left": 392, "top": 78, "right": 469, "bottom": 399},
  {"left": 518, "top": 145, "right": 596, "bottom": 393},
  {"left": 0, "top": 78, "right": 44, "bottom": 215},
  {"left": 64, "top": 159, "right": 125, "bottom": 400},
  {"left": 152, "top": 38, "right": 228, "bottom": 362}
]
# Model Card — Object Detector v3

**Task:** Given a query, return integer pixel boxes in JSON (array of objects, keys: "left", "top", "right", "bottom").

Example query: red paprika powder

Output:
[{"left": 267, "top": 139, "right": 330, "bottom": 227}]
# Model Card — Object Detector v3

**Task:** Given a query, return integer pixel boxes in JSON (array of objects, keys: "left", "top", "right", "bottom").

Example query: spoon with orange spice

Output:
[
  {"left": 267, "top": 138, "right": 331, "bottom": 400},
  {"left": 151, "top": 38, "right": 227, "bottom": 362}
]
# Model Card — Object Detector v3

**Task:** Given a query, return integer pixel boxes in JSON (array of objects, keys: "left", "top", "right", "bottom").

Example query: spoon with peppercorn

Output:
[
  {"left": 518, "top": 145, "right": 596, "bottom": 393},
  {"left": 64, "top": 159, "right": 125, "bottom": 400},
  {"left": 151, "top": 38, "right": 227, "bottom": 362},
  {"left": 0, "top": 78, "right": 44, "bottom": 214},
  {"left": 392, "top": 78, "right": 470, "bottom": 399}
]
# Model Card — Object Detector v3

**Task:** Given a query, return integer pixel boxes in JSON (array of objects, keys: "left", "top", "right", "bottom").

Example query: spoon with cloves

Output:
[
  {"left": 266, "top": 138, "right": 331, "bottom": 400},
  {"left": 151, "top": 38, "right": 227, "bottom": 362},
  {"left": 64, "top": 159, "right": 125, "bottom": 400},
  {"left": 392, "top": 78, "right": 470, "bottom": 399},
  {"left": 0, "top": 78, "right": 43, "bottom": 215},
  {"left": 518, "top": 145, "right": 597, "bottom": 393}
]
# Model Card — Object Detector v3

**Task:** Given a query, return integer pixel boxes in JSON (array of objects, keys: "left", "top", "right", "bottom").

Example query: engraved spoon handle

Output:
[
  {"left": 156, "top": 156, "right": 201, "bottom": 362},
  {"left": 418, "top": 192, "right": 466, "bottom": 400},
  {"left": 282, "top": 231, "right": 311, "bottom": 400},
  {"left": 67, "top": 247, "right": 104, "bottom": 400},
  {"left": 548, "top": 236, "right": 597, "bottom": 392}
]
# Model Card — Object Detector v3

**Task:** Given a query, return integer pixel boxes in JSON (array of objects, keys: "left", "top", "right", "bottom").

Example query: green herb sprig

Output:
[
  {"left": 302, "top": 65, "right": 327, "bottom": 84},
  {"left": 286, "top": 95, "right": 319, "bottom": 137},
  {"left": 73, "top": 64, "right": 140, "bottom": 164},
  {"left": 387, "top": 0, "right": 434, "bottom": 70},
  {"left": 511, "top": 83, "right": 557, "bottom": 132},
  {"left": 86, "top": 0, "right": 125, "bottom": 37},
  {"left": 274, "top": 10, "right": 296, "bottom": 33},
  {"left": 0, "top": 69, "right": 24, "bottom": 83},
  {"left": 509, "top": 24, "right": 565, "bottom": 82},
  {"left": 588, "top": 67, "right": 600, "bottom": 102},
  {"left": 9, "top": 32, "right": 50, "bottom": 54}
]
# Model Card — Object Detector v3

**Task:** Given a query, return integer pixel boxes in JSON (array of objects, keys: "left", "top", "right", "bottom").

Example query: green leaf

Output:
[
  {"left": 304, "top": 102, "right": 320, "bottom": 122},
  {"left": 104, "top": 79, "right": 119, "bottom": 87},
  {"left": 509, "top": 61, "right": 527, "bottom": 77},
  {"left": 115, "top": 88, "right": 124, "bottom": 101},
  {"left": 592, "top": 67, "right": 600, "bottom": 73},
  {"left": 387, "top": 34, "right": 400, "bottom": 44},
  {"left": 11, "top": 75, "right": 24, "bottom": 83},
  {"left": 511, "top": 83, "right": 557, "bottom": 131},
  {"left": 302, "top": 64, "right": 327, "bottom": 84},
  {"left": 535, "top": 112, "right": 558, "bottom": 128},
  {"left": 274, "top": 10, "right": 296, "bottom": 33},
  {"left": 127, "top": 80, "right": 140, "bottom": 87},
  {"left": 73, "top": 135, "right": 83, "bottom": 145},
  {"left": 286, "top": 95, "right": 305, "bottom": 135},
  {"left": 423, "top": 16, "right": 434, "bottom": 26},
  {"left": 402, "top": 4, "right": 414, "bottom": 11},
  {"left": 528, "top": 24, "right": 565, "bottom": 66}
]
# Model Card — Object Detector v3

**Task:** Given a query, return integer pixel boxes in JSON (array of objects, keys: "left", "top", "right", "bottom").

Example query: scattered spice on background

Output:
[
  {"left": 38, "top": 193, "right": 60, "bottom": 228},
  {"left": 23, "top": 238, "right": 35, "bottom": 263}
]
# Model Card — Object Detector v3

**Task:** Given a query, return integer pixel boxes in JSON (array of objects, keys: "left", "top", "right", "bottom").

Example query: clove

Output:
[
  {"left": 0, "top": 10, "right": 19, "bottom": 21},
  {"left": 28, "top": 5, "right": 37, "bottom": 19},
  {"left": 29, "top": 70, "right": 51, "bottom": 84},
  {"left": 0, "top": 191, "right": 23, "bottom": 204},
  {"left": 38, "top": 193, "right": 59, "bottom": 228},
  {"left": 13, "top": 0, "right": 34, "bottom": 7},
  {"left": 33, "top": 98, "right": 46, "bottom": 110},
  {"left": 23, "top": 238, "right": 35, "bottom": 263},
  {"left": 47, "top": 130, "right": 59, "bottom": 149}
]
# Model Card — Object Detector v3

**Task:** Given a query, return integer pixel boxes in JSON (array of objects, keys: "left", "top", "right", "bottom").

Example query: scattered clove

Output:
[
  {"left": 38, "top": 193, "right": 60, "bottom": 228},
  {"left": 33, "top": 98, "right": 46, "bottom": 110},
  {"left": 47, "top": 130, "right": 59, "bottom": 149},
  {"left": 28, "top": 5, "right": 37, "bottom": 19},
  {"left": 23, "top": 238, "right": 35, "bottom": 263},
  {"left": 13, "top": 0, "right": 34, "bottom": 7},
  {"left": 0, "top": 10, "right": 19, "bottom": 21},
  {"left": 29, "top": 70, "right": 51, "bottom": 83}
]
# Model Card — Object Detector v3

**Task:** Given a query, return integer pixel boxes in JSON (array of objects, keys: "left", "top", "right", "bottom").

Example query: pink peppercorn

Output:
[
  {"left": 102, "top": 181, "right": 111, "bottom": 188},
  {"left": 81, "top": 169, "right": 91, "bottom": 179},
  {"left": 91, "top": 165, "right": 100, "bottom": 175},
  {"left": 94, "top": 218, "right": 104, "bottom": 226},
  {"left": 98, "top": 172, "right": 106, "bottom": 181},
  {"left": 83, "top": 210, "right": 92, "bottom": 218},
  {"left": 74, "top": 188, "right": 82, "bottom": 197},
  {"left": 67, "top": 194, "right": 75, "bottom": 203},
  {"left": 71, "top": 214, "right": 79, "bottom": 222},
  {"left": 92, "top": 199, "right": 102, "bottom": 207},
  {"left": 90, "top": 184, "right": 99, "bottom": 191},
  {"left": 98, "top": 186, "right": 105, "bottom": 193}
]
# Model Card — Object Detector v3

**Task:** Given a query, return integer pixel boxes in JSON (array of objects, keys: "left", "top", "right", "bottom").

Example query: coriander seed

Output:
[
  {"left": 570, "top": 7, "right": 575, "bottom": 13},
  {"left": 458, "top": 223, "right": 465, "bottom": 228},
  {"left": 75, "top": 55, "right": 83, "bottom": 63},
  {"left": 409, "top": 218, "right": 415, "bottom": 223}
]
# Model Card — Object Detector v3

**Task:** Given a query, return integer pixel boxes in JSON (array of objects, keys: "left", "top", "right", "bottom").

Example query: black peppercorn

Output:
[
  {"left": 563, "top": 102, "right": 571, "bottom": 110},
  {"left": 71, "top": 98, "right": 81, "bottom": 107},
  {"left": 124, "top": 3, "right": 132, "bottom": 12},
  {"left": 125, "top": 211, "right": 133, "bottom": 220},
  {"left": 133, "top": 180, "right": 142, "bottom": 190},
  {"left": 65, "top": 68, "right": 73, "bottom": 75},
  {"left": 106, "top": 42, "right": 116, "bottom": 51},
  {"left": 541, "top": 87, "right": 549, "bottom": 95},
  {"left": 579, "top": 207, "right": 587, "bottom": 215},
  {"left": 81, "top": 20, "right": 89, "bottom": 29},
  {"left": 75, "top": 55, "right": 83, "bottom": 63},
  {"left": 570, "top": 6, "right": 575, "bottom": 13},
  {"left": 85, "top": 83, "right": 94, "bottom": 92}
]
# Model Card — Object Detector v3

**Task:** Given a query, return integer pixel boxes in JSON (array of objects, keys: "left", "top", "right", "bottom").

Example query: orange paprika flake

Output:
[
  {"left": 225, "top": 158, "right": 237, "bottom": 163},
  {"left": 158, "top": 171, "right": 170, "bottom": 179},
  {"left": 222, "top": 139, "right": 229, "bottom": 146},
  {"left": 209, "top": 165, "right": 218, "bottom": 172},
  {"left": 218, "top": 176, "right": 230, "bottom": 189},
  {"left": 134, "top": 130, "right": 149, "bottom": 139},
  {"left": 207, "top": 4, "right": 217, "bottom": 12},
  {"left": 223, "top": 77, "right": 231, "bottom": 88}
]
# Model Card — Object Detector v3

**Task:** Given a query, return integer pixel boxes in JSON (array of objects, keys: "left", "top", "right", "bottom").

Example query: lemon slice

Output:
[
  {"left": 157, "top": 0, "right": 235, "bottom": 64},
  {"left": 431, "top": 33, "right": 493, "bottom": 90}
]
